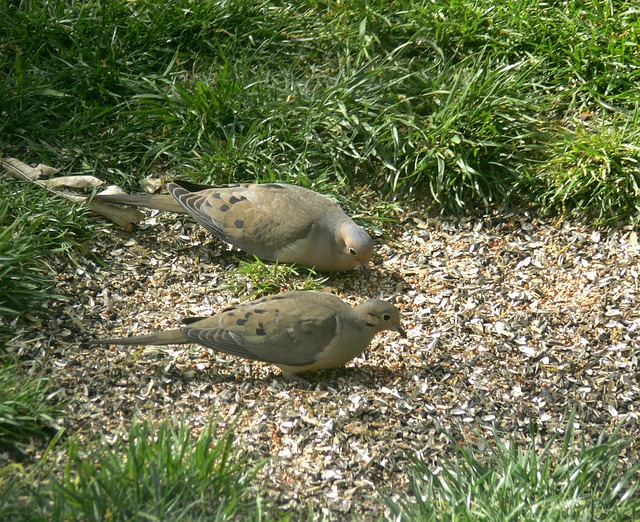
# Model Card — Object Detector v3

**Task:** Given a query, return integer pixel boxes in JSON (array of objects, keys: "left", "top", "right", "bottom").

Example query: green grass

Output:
[
  {"left": 52, "top": 420, "right": 267, "bottom": 521},
  {"left": 0, "top": 358, "right": 63, "bottom": 451},
  {"left": 528, "top": 116, "right": 640, "bottom": 220},
  {"left": 2, "top": 0, "right": 639, "bottom": 220},
  {"left": 0, "top": 181, "right": 93, "bottom": 320},
  {"left": 231, "top": 257, "right": 329, "bottom": 299},
  {"left": 2, "top": 0, "right": 640, "bottom": 519},
  {"left": 387, "top": 412, "right": 640, "bottom": 521},
  {"left": 0, "top": 197, "right": 52, "bottom": 318},
  {"left": 0, "top": 418, "right": 274, "bottom": 521},
  {"left": 0, "top": 356, "right": 274, "bottom": 519},
  {"left": 3, "top": 399, "right": 638, "bottom": 520}
]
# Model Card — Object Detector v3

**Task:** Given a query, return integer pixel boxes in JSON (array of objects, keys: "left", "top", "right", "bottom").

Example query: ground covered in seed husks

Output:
[{"left": 9, "top": 206, "right": 640, "bottom": 519}]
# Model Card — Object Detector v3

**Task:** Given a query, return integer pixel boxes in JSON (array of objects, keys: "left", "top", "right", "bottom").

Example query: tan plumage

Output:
[
  {"left": 90, "top": 291, "right": 406, "bottom": 377},
  {"left": 95, "top": 181, "right": 373, "bottom": 273}
]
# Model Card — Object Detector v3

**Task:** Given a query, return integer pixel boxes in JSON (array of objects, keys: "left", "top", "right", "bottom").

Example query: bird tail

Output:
[
  {"left": 93, "top": 193, "right": 185, "bottom": 213},
  {"left": 89, "top": 328, "right": 186, "bottom": 346}
]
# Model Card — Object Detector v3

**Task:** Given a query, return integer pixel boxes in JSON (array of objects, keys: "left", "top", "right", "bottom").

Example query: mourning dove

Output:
[
  {"left": 90, "top": 291, "right": 405, "bottom": 377},
  {"left": 95, "top": 181, "right": 373, "bottom": 273}
]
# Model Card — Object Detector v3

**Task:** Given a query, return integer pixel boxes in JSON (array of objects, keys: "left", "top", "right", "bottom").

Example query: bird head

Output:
[
  {"left": 360, "top": 300, "right": 406, "bottom": 337},
  {"left": 338, "top": 223, "right": 374, "bottom": 273}
]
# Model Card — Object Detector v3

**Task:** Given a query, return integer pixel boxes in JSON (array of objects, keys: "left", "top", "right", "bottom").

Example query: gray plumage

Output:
[
  {"left": 90, "top": 291, "right": 406, "bottom": 376},
  {"left": 95, "top": 181, "right": 373, "bottom": 272}
]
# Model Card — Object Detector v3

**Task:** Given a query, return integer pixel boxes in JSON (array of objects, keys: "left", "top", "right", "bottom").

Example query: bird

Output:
[
  {"left": 90, "top": 291, "right": 406, "bottom": 377},
  {"left": 94, "top": 181, "right": 374, "bottom": 273}
]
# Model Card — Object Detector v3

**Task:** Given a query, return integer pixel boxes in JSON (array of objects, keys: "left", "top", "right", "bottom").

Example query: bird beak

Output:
[
  {"left": 360, "top": 263, "right": 371, "bottom": 279},
  {"left": 396, "top": 325, "right": 407, "bottom": 338}
]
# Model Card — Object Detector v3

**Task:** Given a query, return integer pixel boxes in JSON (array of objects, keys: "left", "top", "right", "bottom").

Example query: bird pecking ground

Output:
[{"left": 8, "top": 204, "right": 640, "bottom": 519}]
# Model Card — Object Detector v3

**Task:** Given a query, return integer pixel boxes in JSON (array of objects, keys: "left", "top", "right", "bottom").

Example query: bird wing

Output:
[
  {"left": 181, "top": 293, "right": 341, "bottom": 366},
  {"left": 168, "top": 182, "right": 326, "bottom": 260}
]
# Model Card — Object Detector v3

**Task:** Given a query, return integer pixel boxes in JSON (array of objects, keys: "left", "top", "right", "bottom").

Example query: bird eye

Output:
[
  {"left": 348, "top": 247, "right": 357, "bottom": 255},
  {"left": 382, "top": 313, "right": 391, "bottom": 321}
]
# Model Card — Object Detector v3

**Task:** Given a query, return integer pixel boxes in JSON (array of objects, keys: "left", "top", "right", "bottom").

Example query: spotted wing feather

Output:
[
  {"left": 181, "top": 293, "right": 340, "bottom": 366},
  {"left": 167, "top": 182, "right": 327, "bottom": 259}
]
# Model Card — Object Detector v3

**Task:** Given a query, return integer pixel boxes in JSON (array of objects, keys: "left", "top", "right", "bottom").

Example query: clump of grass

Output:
[
  {"left": 387, "top": 412, "right": 640, "bottom": 521},
  {"left": 0, "top": 199, "right": 52, "bottom": 318},
  {"left": 0, "top": 418, "right": 275, "bottom": 521},
  {"left": 34, "top": 419, "right": 268, "bottom": 521},
  {"left": 0, "top": 182, "right": 93, "bottom": 319},
  {"left": 232, "top": 257, "right": 328, "bottom": 299},
  {"left": 529, "top": 117, "right": 640, "bottom": 224},
  {"left": 0, "top": 358, "right": 63, "bottom": 450}
]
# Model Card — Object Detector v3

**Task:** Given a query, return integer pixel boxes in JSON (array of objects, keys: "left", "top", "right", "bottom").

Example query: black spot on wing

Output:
[
  {"left": 262, "top": 183, "right": 286, "bottom": 189},
  {"left": 255, "top": 322, "right": 266, "bottom": 336},
  {"left": 220, "top": 204, "right": 230, "bottom": 212},
  {"left": 234, "top": 219, "right": 244, "bottom": 228},
  {"left": 236, "top": 318, "right": 248, "bottom": 326},
  {"left": 169, "top": 186, "right": 228, "bottom": 242},
  {"left": 199, "top": 326, "right": 317, "bottom": 366},
  {"left": 182, "top": 327, "right": 270, "bottom": 363}
]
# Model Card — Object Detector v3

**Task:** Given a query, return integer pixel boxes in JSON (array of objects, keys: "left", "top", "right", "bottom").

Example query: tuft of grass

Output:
[
  {"left": 0, "top": 198, "right": 53, "bottom": 318},
  {"left": 32, "top": 419, "right": 270, "bottom": 521},
  {"left": 0, "top": 468, "right": 27, "bottom": 521},
  {"left": 386, "top": 411, "right": 640, "bottom": 521},
  {"left": 0, "top": 418, "right": 278, "bottom": 521},
  {"left": 528, "top": 116, "right": 640, "bottom": 224},
  {"left": 231, "top": 257, "right": 328, "bottom": 299},
  {"left": 0, "top": 358, "right": 63, "bottom": 449},
  {"left": 0, "top": 181, "right": 94, "bottom": 319}
]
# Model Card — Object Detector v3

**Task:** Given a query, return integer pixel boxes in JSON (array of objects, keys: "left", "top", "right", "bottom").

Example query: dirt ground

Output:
[{"left": 9, "top": 205, "right": 640, "bottom": 519}]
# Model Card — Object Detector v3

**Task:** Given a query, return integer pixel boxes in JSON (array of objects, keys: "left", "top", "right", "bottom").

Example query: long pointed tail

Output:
[
  {"left": 89, "top": 328, "right": 186, "bottom": 346},
  {"left": 93, "top": 193, "right": 186, "bottom": 213}
]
